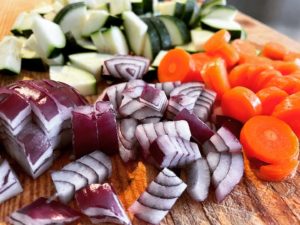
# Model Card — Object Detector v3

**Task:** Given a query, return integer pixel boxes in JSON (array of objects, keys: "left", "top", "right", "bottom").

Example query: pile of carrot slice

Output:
[{"left": 158, "top": 29, "right": 300, "bottom": 182}]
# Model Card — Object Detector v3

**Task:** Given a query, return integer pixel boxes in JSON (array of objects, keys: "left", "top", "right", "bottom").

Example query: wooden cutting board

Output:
[{"left": 0, "top": 1, "right": 300, "bottom": 225}]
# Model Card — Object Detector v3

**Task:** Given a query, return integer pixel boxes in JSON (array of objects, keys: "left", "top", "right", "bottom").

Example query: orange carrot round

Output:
[
  {"left": 253, "top": 69, "right": 282, "bottom": 92},
  {"left": 239, "top": 55, "right": 272, "bottom": 65},
  {"left": 228, "top": 64, "right": 251, "bottom": 88},
  {"left": 158, "top": 49, "right": 197, "bottom": 82},
  {"left": 284, "top": 52, "right": 300, "bottom": 62},
  {"left": 272, "top": 92, "right": 300, "bottom": 138},
  {"left": 272, "top": 61, "right": 300, "bottom": 75},
  {"left": 240, "top": 115, "right": 299, "bottom": 164},
  {"left": 188, "top": 53, "right": 213, "bottom": 82},
  {"left": 262, "top": 42, "right": 288, "bottom": 60},
  {"left": 203, "top": 29, "right": 230, "bottom": 53},
  {"left": 202, "top": 58, "right": 230, "bottom": 99},
  {"left": 232, "top": 39, "right": 257, "bottom": 56},
  {"left": 212, "top": 43, "right": 240, "bottom": 68},
  {"left": 255, "top": 160, "right": 299, "bottom": 182},
  {"left": 256, "top": 87, "right": 288, "bottom": 115},
  {"left": 221, "top": 87, "right": 262, "bottom": 123}
]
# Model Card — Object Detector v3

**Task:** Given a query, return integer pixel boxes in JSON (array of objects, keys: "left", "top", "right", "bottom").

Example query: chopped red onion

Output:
[
  {"left": 167, "top": 94, "right": 197, "bottom": 119},
  {"left": 0, "top": 159, "right": 23, "bottom": 204},
  {"left": 206, "top": 152, "right": 221, "bottom": 172},
  {"left": 129, "top": 168, "right": 186, "bottom": 225},
  {"left": 170, "top": 82, "right": 204, "bottom": 98},
  {"left": 75, "top": 183, "right": 131, "bottom": 225},
  {"left": 175, "top": 109, "right": 214, "bottom": 145},
  {"left": 193, "top": 88, "right": 217, "bottom": 121},
  {"left": 139, "top": 85, "right": 168, "bottom": 113},
  {"left": 212, "top": 153, "right": 231, "bottom": 187},
  {"left": 215, "top": 115, "right": 243, "bottom": 138},
  {"left": 104, "top": 55, "right": 150, "bottom": 81},
  {"left": 51, "top": 150, "right": 111, "bottom": 203},
  {"left": 150, "top": 135, "right": 201, "bottom": 168},
  {"left": 118, "top": 118, "right": 139, "bottom": 162},
  {"left": 103, "top": 83, "right": 127, "bottom": 114},
  {"left": 215, "top": 153, "right": 244, "bottom": 203},
  {"left": 186, "top": 158, "right": 211, "bottom": 202},
  {"left": 154, "top": 81, "right": 181, "bottom": 97},
  {"left": 9, "top": 197, "right": 81, "bottom": 225},
  {"left": 135, "top": 121, "right": 191, "bottom": 159}
]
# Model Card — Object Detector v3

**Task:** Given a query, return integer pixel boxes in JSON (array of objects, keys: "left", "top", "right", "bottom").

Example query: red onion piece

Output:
[
  {"left": 150, "top": 135, "right": 201, "bottom": 168},
  {"left": 154, "top": 81, "right": 181, "bottom": 97},
  {"left": 103, "top": 83, "right": 127, "bottom": 114},
  {"left": 9, "top": 197, "right": 81, "bottom": 225},
  {"left": 135, "top": 121, "right": 191, "bottom": 159},
  {"left": 193, "top": 88, "right": 217, "bottom": 121},
  {"left": 0, "top": 159, "right": 23, "bottom": 204},
  {"left": 122, "top": 80, "right": 146, "bottom": 99},
  {"left": 94, "top": 101, "right": 119, "bottom": 155},
  {"left": 186, "top": 158, "right": 211, "bottom": 202},
  {"left": 206, "top": 152, "right": 221, "bottom": 172},
  {"left": 2, "top": 123, "right": 53, "bottom": 179},
  {"left": 51, "top": 150, "right": 111, "bottom": 203},
  {"left": 167, "top": 95, "right": 197, "bottom": 119},
  {"left": 212, "top": 153, "right": 231, "bottom": 187},
  {"left": 118, "top": 118, "right": 139, "bottom": 162},
  {"left": 75, "top": 183, "right": 131, "bottom": 225},
  {"left": 170, "top": 82, "right": 204, "bottom": 98},
  {"left": 72, "top": 105, "right": 99, "bottom": 158},
  {"left": 202, "top": 126, "right": 242, "bottom": 154},
  {"left": 139, "top": 85, "right": 168, "bottom": 113},
  {"left": 215, "top": 115, "right": 243, "bottom": 139},
  {"left": 175, "top": 108, "right": 214, "bottom": 145},
  {"left": 215, "top": 153, "right": 244, "bottom": 203},
  {"left": 129, "top": 168, "right": 187, "bottom": 225},
  {"left": 104, "top": 55, "right": 150, "bottom": 81}
]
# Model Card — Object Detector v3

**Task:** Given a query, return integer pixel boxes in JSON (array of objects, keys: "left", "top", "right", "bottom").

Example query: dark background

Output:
[{"left": 228, "top": 0, "right": 300, "bottom": 41}]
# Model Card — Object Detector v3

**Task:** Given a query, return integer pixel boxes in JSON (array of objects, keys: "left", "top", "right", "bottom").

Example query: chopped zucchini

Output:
[
  {"left": 11, "top": 12, "right": 35, "bottom": 38},
  {"left": 181, "top": 0, "right": 196, "bottom": 24},
  {"left": 122, "top": 11, "right": 147, "bottom": 55},
  {"left": 200, "top": 0, "right": 226, "bottom": 17},
  {"left": 158, "top": 15, "right": 190, "bottom": 46},
  {"left": 201, "top": 18, "right": 243, "bottom": 40},
  {"left": 53, "top": 2, "right": 87, "bottom": 38},
  {"left": 81, "top": 10, "right": 109, "bottom": 37},
  {"left": 91, "top": 26, "right": 129, "bottom": 55},
  {"left": 203, "top": 5, "right": 237, "bottom": 21},
  {"left": 32, "top": 16, "right": 66, "bottom": 58},
  {"left": 0, "top": 36, "right": 23, "bottom": 75},
  {"left": 155, "top": 1, "right": 184, "bottom": 18},
  {"left": 50, "top": 65, "right": 97, "bottom": 96},
  {"left": 69, "top": 52, "right": 113, "bottom": 80},
  {"left": 191, "top": 28, "right": 214, "bottom": 51},
  {"left": 152, "top": 50, "right": 168, "bottom": 67},
  {"left": 149, "top": 16, "right": 172, "bottom": 50},
  {"left": 109, "top": 0, "right": 131, "bottom": 16}
]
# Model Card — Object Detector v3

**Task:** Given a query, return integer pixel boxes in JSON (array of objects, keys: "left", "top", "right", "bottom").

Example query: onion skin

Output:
[
  {"left": 9, "top": 197, "right": 81, "bottom": 225},
  {"left": 75, "top": 183, "right": 131, "bottom": 225}
]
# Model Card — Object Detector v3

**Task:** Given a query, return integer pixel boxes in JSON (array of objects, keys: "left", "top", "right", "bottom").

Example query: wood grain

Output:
[{"left": 0, "top": 1, "right": 300, "bottom": 225}]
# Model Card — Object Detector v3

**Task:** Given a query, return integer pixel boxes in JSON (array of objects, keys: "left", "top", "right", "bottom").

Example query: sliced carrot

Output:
[
  {"left": 272, "top": 92, "right": 300, "bottom": 138},
  {"left": 203, "top": 29, "right": 230, "bottom": 53},
  {"left": 239, "top": 55, "right": 272, "bottom": 65},
  {"left": 272, "top": 61, "right": 300, "bottom": 75},
  {"left": 283, "top": 52, "right": 300, "bottom": 62},
  {"left": 253, "top": 69, "right": 282, "bottom": 92},
  {"left": 262, "top": 42, "right": 288, "bottom": 60},
  {"left": 232, "top": 39, "right": 257, "bottom": 56},
  {"left": 188, "top": 53, "right": 213, "bottom": 82},
  {"left": 202, "top": 58, "right": 230, "bottom": 99},
  {"left": 283, "top": 76, "right": 300, "bottom": 94},
  {"left": 221, "top": 87, "right": 262, "bottom": 123},
  {"left": 289, "top": 71, "right": 300, "bottom": 80},
  {"left": 256, "top": 87, "right": 288, "bottom": 115},
  {"left": 211, "top": 43, "right": 240, "bottom": 68},
  {"left": 228, "top": 64, "right": 251, "bottom": 88},
  {"left": 240, "top": 115, "right": 299, "bottom": 164},
  {"left": 255, "top": 160, "right": 299, "bottom": 182},
  {"left": 158, "top": 49, "right": 197, "bottom": 82},
  {"left": 262, "top": 76, "right": 290, "bottom": 90},
  {"left": 245, "top": 64, "right": 274, "bottom": 91}
]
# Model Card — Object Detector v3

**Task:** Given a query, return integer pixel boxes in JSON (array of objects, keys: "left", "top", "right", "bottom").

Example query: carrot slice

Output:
[
  {"left": 239, "top": 55, "right": 272, "bottom": 65},
  {"left": 283, "top": 76, "right": 300, "bottom": 94},
  {"left": 262, "top": 42, "right": 288, "bottom": 60},
  {"left": 253, "top": 69, "right": 282, "bottom": 92},
  {"left": 283, "top": 52, "right": 300, "bottom": 62},
  {"left": 272, "top": 61, "right": 300, "bottom": 75},
  {"left": 202, "top": 58, "right": 230, "bottom": 99},
  {"left": 246, "top": 64, "right": 274, "bottom": 91},
  {"left": 221, "top": 87, "right": 262, "bottom": 123},
  {"left": 203, "top": 29, "right": 230, "bottom": 53},
  {"left": 228, "top": 64, "right": 251, "bottom": 88},
  {"left": 263, "top": 76, "right": 290, "bottom": 90},
  {"left": 188, "top": 53, "right": 213, "bottom": 82},
  {"left": 212, "top": 43, "right": 240, "bottom": 68},
  {"left": 256, "top": 87, "right": 288, "bottom": 115},
  {"left": 272, "top": 92, "right": 300, "bottom": 138},
  {"left": 232, "top": 39, "right": 257, "bottom": 56},
  {"left": 255, "top": 160, "right": 299, "bottom": 182},
  {"left": 240, "top": 115, "right": 299, "bottom": 164},
  {"left": 158, "top": 49, "right": 197, "bottom": 82}
]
